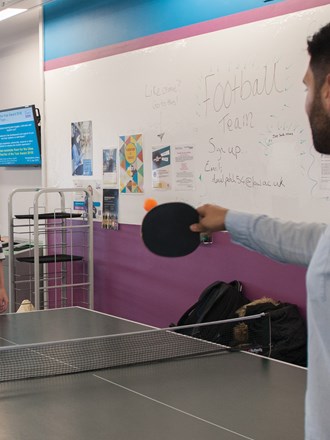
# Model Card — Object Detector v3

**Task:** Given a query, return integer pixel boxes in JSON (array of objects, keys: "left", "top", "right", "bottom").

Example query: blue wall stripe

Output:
[{"left": 43, "top": 0, "right": 284, "bottom": 62}]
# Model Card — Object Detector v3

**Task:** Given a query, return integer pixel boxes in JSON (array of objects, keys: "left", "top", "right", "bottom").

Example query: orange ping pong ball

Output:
[{"left": 144, "top": 198, "right": 158, "bottom": 212}]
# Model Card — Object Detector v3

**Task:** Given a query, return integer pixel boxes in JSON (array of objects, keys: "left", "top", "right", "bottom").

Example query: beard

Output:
[{"left": 309, "top": 93, "right": 330, "bottom": 155}]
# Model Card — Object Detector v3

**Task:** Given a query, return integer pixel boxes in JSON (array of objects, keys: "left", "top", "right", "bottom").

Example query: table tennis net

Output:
[{"left": 0, "top": 313, "right": 270, "bottom": 382}]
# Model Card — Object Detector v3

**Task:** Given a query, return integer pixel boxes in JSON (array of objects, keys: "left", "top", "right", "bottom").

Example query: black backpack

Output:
[
  {"left": 237, "top": 301, "right": 307, "bottom": 367},
  {"left": 173, "top": 280, "right": 250, "bottom": 344}
]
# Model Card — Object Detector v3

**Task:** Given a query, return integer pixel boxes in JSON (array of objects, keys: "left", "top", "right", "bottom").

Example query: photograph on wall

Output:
[
  {"left": 71, "top": 120, "right": 93, "bottom": 176},
  {"left": 103, "top": 148, "right": 117, "bottom": 185},
  {"left": 119, "top": 134, "right": 144, "bottom": 193},
  {"left": 173, "top": 144, "right": 195, "bottom": 191},
  {"left": 152, "top": 145, "right": 171, "bottom": 190},
  {"left": 102, "top": 188, "right": 119, "bottom": 230},
  {"left": 73, "top": 180, "right": 102, "bottom": 221}
]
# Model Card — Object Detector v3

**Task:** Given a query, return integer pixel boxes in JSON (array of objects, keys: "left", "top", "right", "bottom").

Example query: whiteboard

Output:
[{"left": 44, "top": 5, "right": 330, "bottom": 224}]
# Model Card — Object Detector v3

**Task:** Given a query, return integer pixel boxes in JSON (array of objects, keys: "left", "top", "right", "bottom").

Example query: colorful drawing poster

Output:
[
  {"left": 119, "top": 134, "right": 144, "bottom": 193},
  {"left": 102, "top": 188, "right": 119, "bottom": 230},
  {"left": 152, "top": 145, "right": 171, "bottom": 190},
  {"left": 71, "top": 121, "right": 93, "bottom": 176},
  {"left": 73, "top": 180, "right": 102, "bottom": 221},
  {"left": 103, "top": 148, "right": 118, "bottom": 185}
]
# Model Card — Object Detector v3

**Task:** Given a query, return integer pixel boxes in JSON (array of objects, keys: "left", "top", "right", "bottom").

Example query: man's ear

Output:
[{"left": 323, "top": 73, "right": 330, "bottom": 113}]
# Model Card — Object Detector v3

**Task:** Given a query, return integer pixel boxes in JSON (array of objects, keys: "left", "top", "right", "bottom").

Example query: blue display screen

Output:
[{"left": 0, "top": 105, "right": 41, "bottom": 167}]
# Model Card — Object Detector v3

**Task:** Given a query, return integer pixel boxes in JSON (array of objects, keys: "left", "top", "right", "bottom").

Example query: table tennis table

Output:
[{"left": 0, "top": 307, "right": 306, "bottom": 440}]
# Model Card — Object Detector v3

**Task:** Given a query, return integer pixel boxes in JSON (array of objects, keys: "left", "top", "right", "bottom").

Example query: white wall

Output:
[
  {"left": 45, "top": 5, "right": 330, "bottom": 225},
  {"left": 0, "top": 8, "right": 43, "bottom": 235}
]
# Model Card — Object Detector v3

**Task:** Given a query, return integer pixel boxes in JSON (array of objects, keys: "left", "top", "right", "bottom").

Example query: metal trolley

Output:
[{"left": 8, "top": 188, "right": 94, "bottom": 312}]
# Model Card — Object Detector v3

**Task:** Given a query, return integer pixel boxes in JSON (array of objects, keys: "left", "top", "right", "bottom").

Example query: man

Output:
[
  {"left": 190, "top": 22, "right": 330, "bottom": 440},
  {"left": 0, "top": 240, "right": 8, "bottom": 312}
]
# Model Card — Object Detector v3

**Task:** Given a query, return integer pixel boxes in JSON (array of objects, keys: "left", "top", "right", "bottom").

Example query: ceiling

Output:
[
  {"left": 0, "top": 0, "right": 54, "bottom": 11},
  {"left": 0, "top": 0, "right": 52, "bottom": 43}
]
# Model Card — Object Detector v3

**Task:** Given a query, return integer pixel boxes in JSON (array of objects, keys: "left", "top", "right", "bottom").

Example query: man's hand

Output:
[
  {"left": 0, "top": 287, "right": 8, "bottom": 313},
  {"left": 190, "top": 204, "right": 229, "bottom": 234}
]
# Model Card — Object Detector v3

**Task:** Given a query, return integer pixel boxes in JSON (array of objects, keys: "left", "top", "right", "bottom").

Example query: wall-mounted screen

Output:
[{"left": 0, "top": 105, "right": 41, "bottom": 167}]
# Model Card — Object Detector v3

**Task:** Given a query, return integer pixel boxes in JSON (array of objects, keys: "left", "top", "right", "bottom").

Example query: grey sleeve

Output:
[{"left": 225, "top": 210, "right": 326, "bottom": 267}]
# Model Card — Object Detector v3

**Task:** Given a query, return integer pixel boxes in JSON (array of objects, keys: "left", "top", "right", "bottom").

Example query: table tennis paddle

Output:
[{"left": 141, "top": 201, "right": 200, "bottom": 257}]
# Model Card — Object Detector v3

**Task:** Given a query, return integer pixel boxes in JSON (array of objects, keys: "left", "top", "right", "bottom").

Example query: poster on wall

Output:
[
  {"left": 152, "top": 145, "right": 171, "bottom": 190},
  {"left": 173, "top": 145, "right": 195, "bottom": 191},
  {"left": 103, "top": 148, "right": 117, "bottom": 185},
  {"left": 71, "top": 121, "right": 93, "bottom": 176},
  {"left": 119, "top": 134, "right": 144, "bottom": 193},
  {"left": 73, "top": 180, "right": 102, "bottom": 221},
  {"left": 102, "top": 188, "right": 119, "bottom": 230}
]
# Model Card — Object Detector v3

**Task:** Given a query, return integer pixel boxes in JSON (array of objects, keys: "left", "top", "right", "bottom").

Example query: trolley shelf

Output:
[
  {"left": 15, "top": 213, "right": 83, "bottom": 220},
  {"left": 16, "top": 254, "right": 84, "bottom": 264}
]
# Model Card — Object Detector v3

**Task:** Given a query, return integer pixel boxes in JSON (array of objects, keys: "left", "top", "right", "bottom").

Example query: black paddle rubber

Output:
[{"left": 141, "top": 202, "right": 200, "bottom": 257}]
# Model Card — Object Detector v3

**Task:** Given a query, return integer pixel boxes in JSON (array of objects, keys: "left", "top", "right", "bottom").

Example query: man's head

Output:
[{"left": 303, "top": 22, "right": 330, "bottom": 154}]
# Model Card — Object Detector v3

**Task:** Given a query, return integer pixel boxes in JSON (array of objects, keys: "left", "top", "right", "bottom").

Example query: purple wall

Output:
[{"left": 93, "top": 223, "right": 307, "bottom": 327}]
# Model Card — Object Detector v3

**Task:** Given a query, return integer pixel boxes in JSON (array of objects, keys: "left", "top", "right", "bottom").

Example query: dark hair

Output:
[{"left": 307, "top": 22, "right": 330, "bottom": 89}]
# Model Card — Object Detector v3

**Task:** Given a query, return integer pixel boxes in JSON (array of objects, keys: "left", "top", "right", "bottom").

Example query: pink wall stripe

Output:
[{"left": 45, "top": 0, "right": 328, "bottom": 71}]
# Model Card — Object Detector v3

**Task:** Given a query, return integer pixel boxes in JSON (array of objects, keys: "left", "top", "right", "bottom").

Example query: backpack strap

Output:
[
  {"left": 195, "top": 282, "right": 234, "bottom": 324},
  {"left": 177, "top": 281, "right": 239, "bottom": 327}
]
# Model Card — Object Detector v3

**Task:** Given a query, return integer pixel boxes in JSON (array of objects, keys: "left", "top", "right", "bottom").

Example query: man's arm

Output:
[
  {"left": 190, "top": 204, "right": 326, "bottom": 267},
  {"left": 225, "top": 210, "right": 325, "bottom": 267}
]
